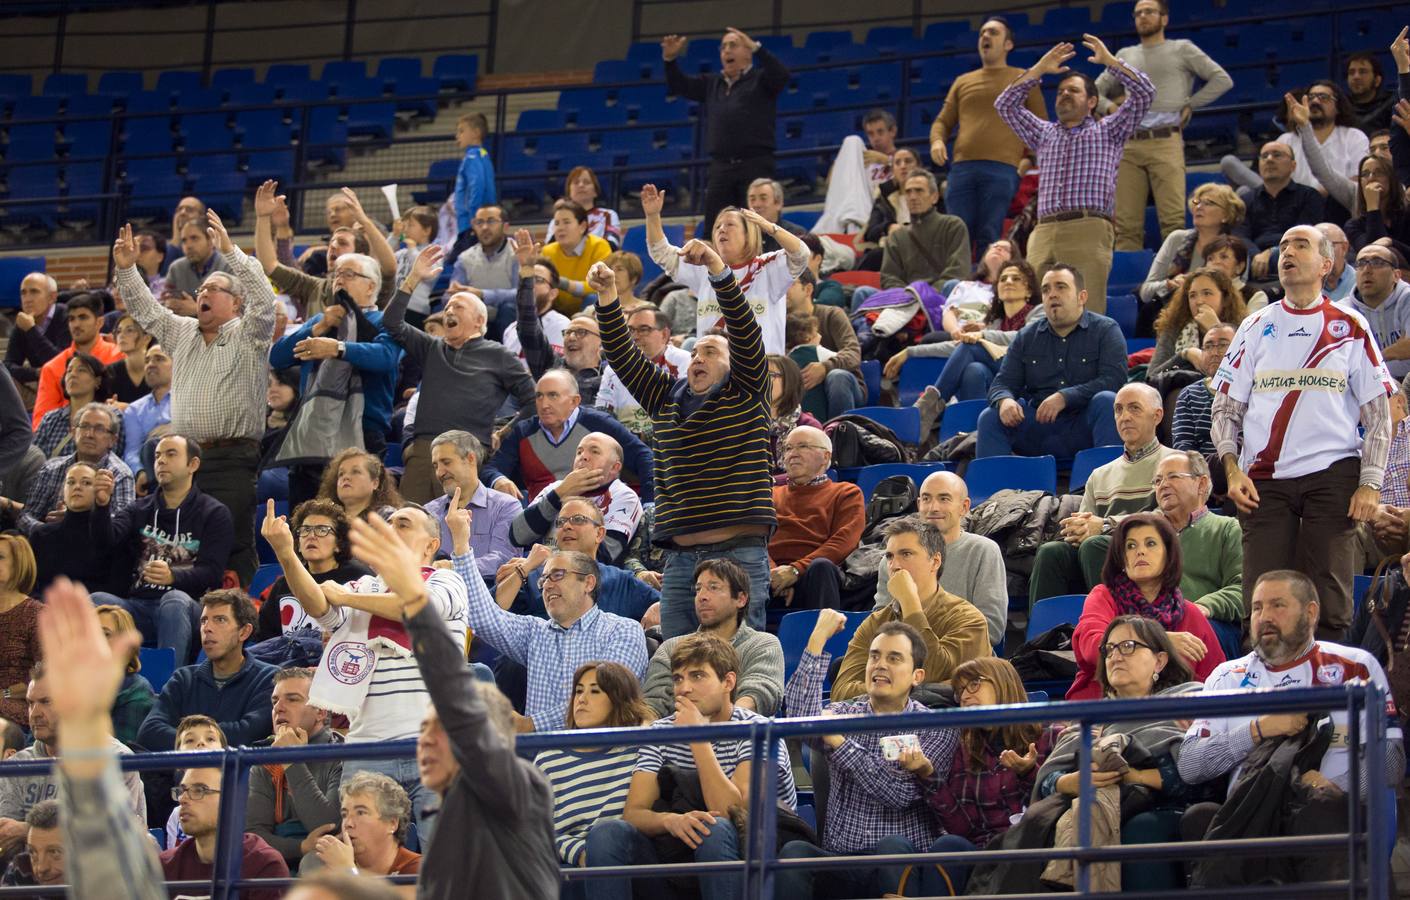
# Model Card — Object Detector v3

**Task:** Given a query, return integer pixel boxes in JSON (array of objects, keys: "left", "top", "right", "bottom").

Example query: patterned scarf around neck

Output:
[{"left": 1109, "top": 572, "right": 1186, "bottom": 631}]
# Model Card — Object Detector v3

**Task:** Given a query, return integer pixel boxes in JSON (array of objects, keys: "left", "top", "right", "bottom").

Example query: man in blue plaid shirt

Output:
[{"left": 776, "top": 612, "right": 955, "bottom": 898}]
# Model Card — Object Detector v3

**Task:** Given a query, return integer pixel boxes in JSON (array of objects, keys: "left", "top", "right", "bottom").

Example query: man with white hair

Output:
[
  {"left": 510, "top": 431, "right": 643, "bottom": 564},
  {"left": 768, "top": 425, "right": 865, "bottom": 610},
  {"left": 111, "top": 196, "right": 276, "bottom": 586},
  {"left": 383, "top": 245, "right": 535, "bottom": 505},
  {"left": 4, "top": 272, "right": 67, "bottom": 386},
  {"left": 747, "top": 178, "right": 806, "bottom": 253},
  {"left": 1214, "top": 223, "right": 1394, "bottom": 639},
  {"left": 269, "top": 250, "right": 403, "bottom": 506},
  {"left": 1316, "top": 221, "right": 1356, "bottom": 300}
]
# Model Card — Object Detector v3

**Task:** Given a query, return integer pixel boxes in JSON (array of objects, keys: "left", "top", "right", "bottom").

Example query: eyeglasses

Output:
[
  {"left": 1354, "top": 256, "right": 1396, "bottom": 270},
  {"left": 1190, "top": 199, "right": 1221, "bottom": 209},
  {"left": 532, "top": 276, "right": 553, "bottom": 285},
  {"left": 1151, "top": 472, "right": 1200, "bottom": 487},
  {"left": 958, "top": 675, "right": 993, "bottom": 694},
  {"left": 75, "top": 423, "right": 113, "bottom": 434},
  {"left": 1306, "top": 91, "right": 1336, "bottom": 102},
  {"left": 333, "top": 269, "right": 372, "bottom": 281},
  {"left": 768, "top": 371, "right": 784, "bottom": 381},
  {"left": 563, "top": 327, "right": 599, "bottom": 339},
  {"left": 553, "top": 514, "right": 600, "bottom": 529},
  {"left": 296, "top": 524, "right": 336, "bottom": 537},
  {"left": 1099, "top": 639, "right": 1152, "bottom": 658},
  {"left": 171, "top": 784, "right": 221, "bottom": 801},
  {"left": 472, "top": 218, "right": 503, "bottom": 227},
  {"left": 539, "top": 568, "right": 588, "bottom": 586},
  {"left": 781, "top": 443, "right": 829, "bottom": 454}
]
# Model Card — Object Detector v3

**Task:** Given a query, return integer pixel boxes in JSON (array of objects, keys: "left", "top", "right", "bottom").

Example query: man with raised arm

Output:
[
  {"left": 588, "top": 239, "right": 775, "bottom": 638},
  {"left": 346, "top": 513, "right": 559, "bottom": 900},
  {"left": 111, "top": 203, "right": 277, "bottom": 586}
]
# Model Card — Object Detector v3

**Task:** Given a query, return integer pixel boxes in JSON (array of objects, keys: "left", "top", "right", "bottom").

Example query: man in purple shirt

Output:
[
  {"left": 995, "top": 33, "right": 1155, "bottom": 314},
  {"left": 424, "top": 429, "right": 521, "bottom": 579}
]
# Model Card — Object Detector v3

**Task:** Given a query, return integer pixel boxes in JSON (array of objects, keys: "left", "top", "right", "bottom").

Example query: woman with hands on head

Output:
[{"left": 641, "top": 182, "right": 809, "bottom": 353}]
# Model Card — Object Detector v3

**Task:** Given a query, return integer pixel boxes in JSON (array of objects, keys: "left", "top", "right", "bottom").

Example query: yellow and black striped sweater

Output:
[{"left": 598, "top": 269, "right": 776, "bottom": 544}]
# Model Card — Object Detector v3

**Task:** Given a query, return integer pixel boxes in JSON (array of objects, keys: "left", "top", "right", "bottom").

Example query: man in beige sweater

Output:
[{"left": 930, "top": 16, "right": 1047, "bottom": 254}]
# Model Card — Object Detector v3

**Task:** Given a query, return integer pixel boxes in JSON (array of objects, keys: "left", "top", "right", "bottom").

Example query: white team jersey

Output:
[
  {"left": 1188, "top": 641, "right": 1402, "bottom": 793},
  {"left": 503, "top": 310, "right": 569, "bottom": 361},
  {"left": 675, "top": 250, "right": 806, "bottom": 355},
  {"left": 534, "top": 477, "right": 643, "bottom": 542},
  {"left": 1210, "top": 296, "right": 1393, "bottom": 480},
  {"left": 596, "top": 345, "right": 692, "bottom": 416}
]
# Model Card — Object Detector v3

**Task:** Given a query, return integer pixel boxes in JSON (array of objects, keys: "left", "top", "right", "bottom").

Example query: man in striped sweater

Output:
[{"left": 588, "top": 251, "right": 776, "bottom": 639}]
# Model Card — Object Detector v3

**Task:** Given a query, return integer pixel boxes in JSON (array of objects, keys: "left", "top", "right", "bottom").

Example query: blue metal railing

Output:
[{"left": 0, "top": 684, "right": 1392, "bottom": 898}]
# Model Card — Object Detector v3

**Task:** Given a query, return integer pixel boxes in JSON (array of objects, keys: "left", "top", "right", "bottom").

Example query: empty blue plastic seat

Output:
[
  {"left": 97, "top": 71, "right": 143, "bottom": 100},
  {"left": 62, "top": 120, "right": 113, "bottom": 157},
  {"left": 43, "top": 72, "right": 88, "bottom": 98},
  {"left": 279, "top": 80, "right": 332, "bottom": 106},
  {"left": 64, "top": 163, "right": 106, "bottom": 221},
  {"left": 1109, "top": 250, "right": 1154, "bottom": 292},
  {"left": 376, "top": 57, "right": 423, "bottom": 88},
  {"left": 1107, "top": 293, "right": 1138, "bottom": 338},
  {"left": 1038, "top": 7, "right": 1092, "bottom": 34},
  {"left": 303, "top": 108, "right": 347, "bottom": 166},
  {"left": 156, "top": 70, "right": 203, "bottom": 97},
  {"left": 574, "top": 104, "right": 630, "bottom": 129},
  {"left": 516, "top": 108, "right": 566, "bottom": 131},
  {"left": 851, "top": 405, "right": 921, "bottom": 444},
  {"left": 346, "top": 100, "right": 396, "bottom": 140},
  {"left": 211, "top": 67, "right": 255, "bottom": 92},
  {"left": 1027, "top": 594, "right": 1085, "bottom": 639},
  {"left": 192, "top": 170, "right": 246, "bottom": 223},
  {"left": 803, "top": 30, "right": 853, "bottom": 49},
  {"left": 321, "top": 60, "right": 367, "bottom": 84},
  {"left": 6, "top": 127, "right": 58, "bottom": 162},
  {"left": 185, "top": 153, "right": 239, "bottom": 178},
  {"left": 174, "top": 87, "right": 223, "bottom": 111},
  {"left": 0, "top": 74, "right": 32, "bottom": 100},
  {"left": 938, "top": 399, "right": 987, "bottom": 441},
  {"left": 594, "top": 60, "right": 642, "bottom": 84},
  {"left": 622, "top": 223, "right": 684, "bottom": 285},
  {"left": 966, "top": 454, "right": 1058, "bottom": 503},
  {"left": 12, "top": 96, "right": 61, "bottom": 121},
  {"left": 1069, "top": 445, "right": 1124, "bottom": 493},
  {"left": 225, "top": 83, "right": 277, "bottom": 108},
  {"left": 557, "top": 87, "right": 610, "bottom": 115},
  {"left": 433, "top": 54, "right": 477, "bottom": 92},
  {"left": 265, "top": 64, "right": 312, "bottom": 87},
  {"left": 123, "top": 90, "right": 173, "bottom": 116},
  {"left": 412, "top": 158, "right": 460, "bottom": 205},
  {"left": 391, "top": 76, "right": 440, "bottom": 118},
  {"left": 922, "top": 20, "right": 972, "bottom": 49}
]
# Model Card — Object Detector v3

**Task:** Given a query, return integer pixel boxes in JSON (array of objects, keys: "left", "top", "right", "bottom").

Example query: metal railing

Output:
[{"left": 0, "top": 684, "right": 1393, "bottom": 898}]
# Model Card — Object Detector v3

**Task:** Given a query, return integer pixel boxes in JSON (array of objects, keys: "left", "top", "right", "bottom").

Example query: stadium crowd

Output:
[{"left": 2, "top": 3, "right": 1410, "bottom": 897}]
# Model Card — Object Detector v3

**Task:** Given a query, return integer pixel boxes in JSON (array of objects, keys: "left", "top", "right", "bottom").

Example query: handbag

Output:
[{"left": 1360, "top": 555, "right": 1410, "bottom": 722}]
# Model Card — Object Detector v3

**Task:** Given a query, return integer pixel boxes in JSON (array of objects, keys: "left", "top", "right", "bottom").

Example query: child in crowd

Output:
[{"left": 785, "top": 312, "right": 835, "bottom": 422}]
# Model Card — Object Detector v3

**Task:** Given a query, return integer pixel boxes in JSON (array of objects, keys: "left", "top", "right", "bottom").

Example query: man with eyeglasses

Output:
[
  {"left": 596, "top": 305, "right": 691, "bottom": 439},
  {"left": 17, "top": 401, "right": 135, "bottom": 534},
  {"left": 1276, "top": 81, "right": 1370, "bottom": 197},
  {"left": 449, "top": 205, "right": 520, "bottom": 342},
  {"left": 1096, "top": 0, "right": 1231, "bottom": 250},
  {"left": 161, "top": 766, "right": 288, "bottom": 900},
  {"left": 1172, "top": 323, "right": 1237, "bottom": 458},
  {"left": 1339, "top": 244, "right": 1410, "bottom": 378},
  {"left": 768, "top": 425, "right": 864, "bottom": 612},
  {"left": 1237, "top": 142, "right": 1325, "bottom": 282},
  {"left": 509, "top": 432, "right": 643, "bottom": 566}
]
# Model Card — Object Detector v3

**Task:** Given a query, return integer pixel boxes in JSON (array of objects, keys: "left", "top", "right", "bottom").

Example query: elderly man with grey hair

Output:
[
  {"left": 1214, "top": 224, "right": 1393, "bottom": 638},
  {"left": 509, "top": 431, "right": 643, "bottom": 565},
  {"left": 1317, "top": 221, "right": 1356, "bottom": 300},
  {"left": 5, "top": 271, "right": 68, "bottom": 386},
  {"left": 768, "top": 425, "right": 865, "bottom": 610},
  {"left": 879, "top": 170, "right": 971, "bottom": 292},
  {"left": 269, "top": 248, "right": 404, "bottom": 507},
  {"left": 302, "top": 771, "right": 419, "bottom": 879},
  {"left": 424, "top": 428, "right": 522, "bottom": 578},
  {"left": 1029, "top": 381, "right": 1184, "bottom": 603},
  {"left": 747, "top": 177, "right": 807, "bottom": 253},
  {"left": 18, "top": 401, "right": 135, "bottom": 534}
]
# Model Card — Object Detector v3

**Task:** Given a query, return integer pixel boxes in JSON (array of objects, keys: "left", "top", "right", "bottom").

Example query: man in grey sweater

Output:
[
  {"left": 643, "top": 557, "right": 784, "bottom": 716},
  {"left": 874, "top": 471, "right": 1009, "bottom": 646},
  {"left": 879, "top": 172, "right": 971, "bottom": 292},
  {"left": 384, "top": 245, "right": 536, "bottom": 504},
  {"left": 347, "top": 513, "right": 559, "bottom": 900},
  {"left": 1096, "top": 0, "right": 1232, "bottom": 250}
]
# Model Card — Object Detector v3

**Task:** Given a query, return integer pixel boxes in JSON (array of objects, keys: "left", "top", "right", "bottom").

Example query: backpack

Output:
[
  {"left": 1352, "top": 555, "right": 1410, "bottom": 724},
  {"left": 823, "top": 414, "right": 914, "bottom": 467},
  {"left": 864, "top": 474, "right": 917, "bottom": 537}
]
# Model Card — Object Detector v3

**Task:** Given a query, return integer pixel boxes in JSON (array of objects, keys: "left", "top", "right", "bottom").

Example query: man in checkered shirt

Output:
[{"left": 112, "top": 209, "right": 277, "bottom": 586}]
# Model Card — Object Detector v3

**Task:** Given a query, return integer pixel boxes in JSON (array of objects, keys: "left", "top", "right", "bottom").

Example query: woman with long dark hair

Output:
[{"left": 33, "top": 353, "right": 118, "bottom": 458}]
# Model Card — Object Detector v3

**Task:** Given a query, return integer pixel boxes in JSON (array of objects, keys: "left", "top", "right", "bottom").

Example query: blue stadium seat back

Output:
[
  {"left": 1002, "top": 12, "right": 1036, "bottom": 44},
  {"left": 536, "top": 131, "right": 592, "bottom": 160},
  {"left": 0, "top": 257, "right": 44, "bottom": 306},
  {"left": 897, "top": 356, "right": 946, "bottom": 406},
  {"left": 265, "top": 63, "right": 312, "bottom": 87},
  {"left": 6, "top": 167, "right": 60, "bottom": 222},
  {"left": 138, "top": 647, "right": 178, "bottom": 692},
  {"left": 243, "top": 148, "right": 295, "bottom": 186},
  {"left": 801, "top": 111, "right": 859, "bottom": 146},
  {"left": 66, "top": 94, "right": 113, "bottom": 119},
  {"left": 250, "top": 564, "right": 282, "bottom": 598},
  {"left": 97, "top": 71, "right": 144, "bottom": 100},
  {"left": 1107, "top": 293, "right": 1138, "bottom": 339},
  {"left": 411, "top": 158, "right": 460, "bottom": 205},
  {"left": 125, "top": 174, "right": 189, "bottom": 219},
  {"left": 123, "top": 90, "right": 173, "bottom": 118},
  {"left": 279, "top": 80, "right": 331, "bottom": 106},
  {"left": 855, "top": 462, "right": 955, "bottom": 500},
  {"left": 1126, "top": 337, "right": 1156, "bottom": 353},
  {"left": 1037, "top": 7, "right": 1092, "bottom": 36},
  {"left": 782, "top": 210, "right": 820, "bottom": 232},
  {"left": 803, "top": 30, "right": 854, "bottom": 50},
  {"left": 376, "top": 57, "right": 423, "bottom": 88},
  {"left": 6, "top": 130, "right": 58, "bottom": 162},
  {"left": 912, "top": 56, "right": 969, "bottom": 88},
  {"left": 820, "top": 43, "right": 872, "bottom": 66},
  {"left": 184, "top": 124, "right": 237, "bottom": 154},
  {"left": 392, "top": 76, "right": 440, "bottom": 118},
  {"left": 860, "top": 359, "right": 881, "bottom": 405},
  {"left": 1027, "top": 594, "right": 1086, "bottom": 641},
  {"left": 617, "top": 84, "right": 669, "bottom": 113},
  {"left": 967, "top": 454, "right": 1058, "bottom": 504},
  {"left": 432, "top": 54, "right": 478, "bottom": 92},
  {"left": 1068, "top": 445, "right": 1124, "bottom": 494},
  {"left": 922, "top": 20, "right": 972, "bottom": 49},
  {"left": 1025, "top": 690, "right": 1049, "bottom": 703},
  {"left": 236, "top": 108, "right": 291, "bottom": 142},
  {"left": 756, "top": 34, "right": 794, "bottom": 54},
  {"left": 778, "top": 609, "right": 870, "bottom": 689},
  {"left": 630, "top": 94, "right": 688, "bottom": 125},
  {"left": 64, "top": 163, "right": 106, "bottom": 221},
  {"left": 155, "top": 70, "right": 203, "bottom": 97},
  {"left": 1109, "top": 250, "right": 1154, "bottom": 292},
  {"left": 185, "top": 153, "right": 239, "bottom": 179},
  {"left": 335, "top": 77, "right": 384, "bottom": 100},
  {"left": 851, "top": 405, "right": 921, "bottom": 445},
  {"left": 322, "top": 60, "right": 368, "bottom": 85},
  {"left": 574, "top": 103, "right": 631, "bottom": 129},
  {"left": 1098, "top": 3, "right": 1137, "bottom": 30},
  {"left": 1354, "top": 574, "right": 1374, "bottom": 618},
  {"left": 1276, "top": 61, "right": 1329, "bottom": 91},
  {"left": 557, "top": 87, "right": 610, "bottom": 115},
  {"left": 606, "top": 128, "right": 656, "bottom": 157},
  {"left": 625, "top": 41, "right": 660, "bottom": 63},
  {"left": 384, "top": 442, "right": 404, "bottom": 468},
  {"left": 516, "top": 108, "right": 566, "bottom": 131},
  {"left": 62, "top": 120, "right": 114, "bottom": 155},
  {"left": 346, "top": 102, "right": 396, "bottom": 140},
  {"left": 937, "top": 398, "right": 986, "bottom": 442},
  {"left": 174, "top": 87, "right": 223, "bottom": 112},
  {"left": 1182, "top": 111, "right": 1240, "bottom": 148},
  {"left": 43, "top": 72, "right": 88, "bottom": 98},
  {"left": 623, "top": 148, "right": 687, "bottom": 195},
  {"left": 0, "top": 73, "right": 31, "bottom": 100},
  {"left": 907, "top": 105, "right": 937, "bottom": 139},
  {"left": 865, "top": 26, "right": 920, "bottom": 54},
  {"left": 124, "top": 156, "right": 180, "bottom": 182},
  {"left": 622, "top": 223, "right": 684, "bottom": 285},
  {"left": 303, "top": 110, "right": 348, "bottom": 166},
  {"left": 778, "top": 88, "right": 823, "bottom": 114},
  {"left": 594, "top": 60, "right": 642, "bottom": 84},
  {"left": 13, "top": 96, "right": 61, "bottom": 121},
  {"left": 211, "top": 67, "right": 255, "bottom": 92}
]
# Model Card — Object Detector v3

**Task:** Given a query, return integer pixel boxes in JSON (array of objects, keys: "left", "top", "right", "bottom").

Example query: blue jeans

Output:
[
  {"left": 90, "top": 590, "right": 200, "bottom": 666},
  {"left": 824, "top": 368, "right": 864, "bottom": 419},
  {"left": 881, "top": 834, "right": 977, "bottom": 896},
  {"left": 776, "top": 835, "right": 917, "bottom": 898},
  {"left": 849, "top": 285, "right": 879, "bottom": 314},
  {"left": 975, "top": 392, "right": 1119, "bottom": 459},
  {"left": 935, "top": 342, "right": 1001, "bottom": 402},
  {"left": 660, "top": 537, "right": 769, "bottom": 638},
  {"left": 583, "top": 817, "right": 742, "bottom": 900},
  {"left": 945, "top": 161, "right": 1021, "bottom": 254},
  {"left": 343, "top": 756, "right": 436, "bottom": 847}
]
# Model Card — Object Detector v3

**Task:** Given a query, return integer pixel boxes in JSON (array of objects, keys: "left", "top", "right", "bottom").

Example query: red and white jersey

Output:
[
  {"left": 1187, "top": 641, "right": 1401, "bottom": 793},
  {"left": 596, "top": 345, "right": 692, "bottom": 416},
  {"left": 503, "top": 310, "right": 569, "bottom": 361},
  {"left": 1211, "top": 296, "right": 1393, "bottom": 480},
  {"left": 534, "top": 477, "right": 643, "bottom": 542},
  {"left": 673, "top": 249, "right": 807, "bottom": 355}
]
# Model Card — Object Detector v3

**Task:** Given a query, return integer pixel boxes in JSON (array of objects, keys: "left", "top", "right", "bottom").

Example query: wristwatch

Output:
[{"left": 336, "top": 341, "right": 347, "bottom": 359}]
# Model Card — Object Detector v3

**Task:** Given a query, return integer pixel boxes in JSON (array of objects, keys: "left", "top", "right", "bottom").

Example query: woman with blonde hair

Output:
[
  {"left": 1139, "top": 182, "right": 1248, "bottom": 328},
  {"left": 316, "top": 448, "right": 402, "bottom": 523},
  {"left": 0, "top": 533, "right": 40, "bottom": 727},
  {"left": 96, "top": 604, "right": 156, "bottom": 744}
]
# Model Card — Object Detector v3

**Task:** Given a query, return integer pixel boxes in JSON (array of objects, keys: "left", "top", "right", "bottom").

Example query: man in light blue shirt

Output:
[
  {"left": 120, "top": 343, "right": 172, "bottom": 485},
  {"left": 423, "top": 429, "right": 522, "bottom": 579}
]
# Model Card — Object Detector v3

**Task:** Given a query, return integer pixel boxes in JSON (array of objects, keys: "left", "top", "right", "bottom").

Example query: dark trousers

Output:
[
  {"left": 703, "top": 154, "right": 775, "bottom": 237},
  {"left": 1239, "top": 456, "right": 1360, "bottom": 637},
  {"left": 1028, "top": 536, "right": 1109, "bottom": 605},
  {"left": 772, "top": 558, "right": 844, "bottom": 611},
  {"left": 195, "top": 441, "right": 260, "bottom": 586}
]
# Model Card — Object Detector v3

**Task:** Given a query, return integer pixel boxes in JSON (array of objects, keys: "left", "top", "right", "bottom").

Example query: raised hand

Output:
[
  {"left": 1034, "top": 42, "right": 1076, "bottom": 77},
  {"left": 512, "top": 228, "right": 537, "bottom": 267},
  {"left": 340, "top": 186, "right": 369, "bottom": 223},
  {"left": 1082, "top": 33, "right": 1118, "bottom": 68},
  {"left": 725, "top": 27, "right": 759, "bottom": 53},
  {"left": 677, "top": 239, "right": 725, "bottom": 273},
  {"left": 640, "top": 184, "right": 666, "bottom": 218},
  {"left": 737, "top": 207, "right": 774, "bottom": 231},
  {"left": 260, "top": 498, "right": 296, "bottom": 558},
  {"left": 112, "top": 223, "right": 139, "bottom": 269},
  {"left": 660, "top": 35, "right": 687, "bottom": 62},
  {"left": 38, "top": 578, "right": 141, "bottom": 725},
  {"left": 1284, "top": 92, "right": 1311, "bottom": 129},
  {"left": 206, "top": 208, "right": 233, "bottom": 254},
  {"left": 525, "top": 543, "right": 553, "bottom": 572},
  {"left": 1393, "top": 26, "right": 1410, "bottom": 75},
  {"left": 586, "top": 261, "right": 617, "bottom": 300},
  {"left": 349, "top": 514, "right": 428, "bottom": 612},
  {"left": 254, "top": 180, "right": 284, "bottom": 218},
  {"left": 409, "top": 244, "right": 444, "bottom": 284},
  {"left": 93, "top": 469, "right": 115, "bottom": 507},
  {"left": 1395, "top": 99, "right": 1410, "bottom": 138},
  {"left": 445, "top": 486, "right": 472, "bottom": 554},
  {"left": 805, "top": 608, "right": 848, "bottom": 654}
]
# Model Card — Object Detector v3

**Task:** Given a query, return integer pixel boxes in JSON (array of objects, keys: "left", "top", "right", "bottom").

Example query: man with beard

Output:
[
  {"left": 1276, "top": 81, "right": 1370, "bottom": 201},
  {"left": 1096, "top": 0, "right": 1230, "bottom": 250},
  {"left": 449, "top": 205, "right": 519, "bottom": 341},
  {"left": 503, "top": 241, "right": 570, "bottom": 366},
  {"left": 1178, "top": 569, "right": 1405, "bottom": 881}
]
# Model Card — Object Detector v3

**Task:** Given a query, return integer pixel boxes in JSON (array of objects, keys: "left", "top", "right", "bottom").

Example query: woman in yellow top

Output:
[{"left": 541, "top": 199, "right": 613, "bottom": 315}]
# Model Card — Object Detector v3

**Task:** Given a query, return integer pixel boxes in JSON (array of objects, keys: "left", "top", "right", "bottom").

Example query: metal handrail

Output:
[{"left": 0, "top": 684, "right": 1390, "bottom": 899}]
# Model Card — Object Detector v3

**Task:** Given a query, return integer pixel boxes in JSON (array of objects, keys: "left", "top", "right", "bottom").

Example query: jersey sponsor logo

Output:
[
  {"left": 1276, "top": 673, "right": 1299, "bottom": 687},
  {"left": 1328, "top": 320, "right": 1351, "bottom": 339},
  {"left": 1316, "top": 662, "right": 1345, "bottom": 684},
  {"left": 1288, "top": 326, "right": 1312, "bottom": 337},
  {"left": 326, "top": 641, "right": 376, "bottom": 686},
  {"left": 1251, "top": 368, "right": 1348, "bottom": 393},
  {"left": 1262, "top": 321, "right": 1278, "bottom": 339}
]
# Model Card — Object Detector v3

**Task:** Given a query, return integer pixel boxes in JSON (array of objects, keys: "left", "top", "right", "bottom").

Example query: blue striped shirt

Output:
[
  {"left": 635, "top": 707, "right": 798, "bottom": 810},
  {"left": 535, "top": 746, "right": 638, "bottom": 865}
]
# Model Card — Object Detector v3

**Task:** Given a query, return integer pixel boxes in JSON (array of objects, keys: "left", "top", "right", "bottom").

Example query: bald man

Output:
[
  {"left": 510, "top": 431, "right": 644, "bottom": 565},
  {"left": 1029, "top": 382, "right": 1183, "bottom": 604},
  {"left": 875, "top": 470, "right": 1009, "bottom": 645},
  {"left": 1317, "top": 222, "right": 1355, "bottom": 301},
  {"left": 768, "top": 425, "right": 865, "bottom": 610}
]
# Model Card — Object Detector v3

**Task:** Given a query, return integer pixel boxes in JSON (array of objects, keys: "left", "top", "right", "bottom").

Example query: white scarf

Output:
[{"left": 308, "top": 570, "right": 428, "bottom": 717}]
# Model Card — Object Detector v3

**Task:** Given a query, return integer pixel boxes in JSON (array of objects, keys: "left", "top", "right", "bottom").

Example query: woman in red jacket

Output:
[{"left": 1067, "top": 512, "right": 1225, "bottom": 700}]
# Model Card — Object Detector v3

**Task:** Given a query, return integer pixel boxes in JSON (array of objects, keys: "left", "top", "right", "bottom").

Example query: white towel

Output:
[{"left": 813, "top": 135, "right": 874, "bottom": 234}]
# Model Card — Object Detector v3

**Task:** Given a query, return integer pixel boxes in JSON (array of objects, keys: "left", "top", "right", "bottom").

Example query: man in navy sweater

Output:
[
  {"left": 137, "top": 589, "right": 276, "bottom": 751},
  {"left": 89, "top": 434, "right": 234, "bottom": 666}
]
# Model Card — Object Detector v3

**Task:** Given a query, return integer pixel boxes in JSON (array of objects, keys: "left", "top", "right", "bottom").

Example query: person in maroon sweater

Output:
[
  {"left": 768, "top": 425, "right": 865, "bottom": 610},
  {"left": 162, "top": 765, "right": 288, "bottom": 900}
]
